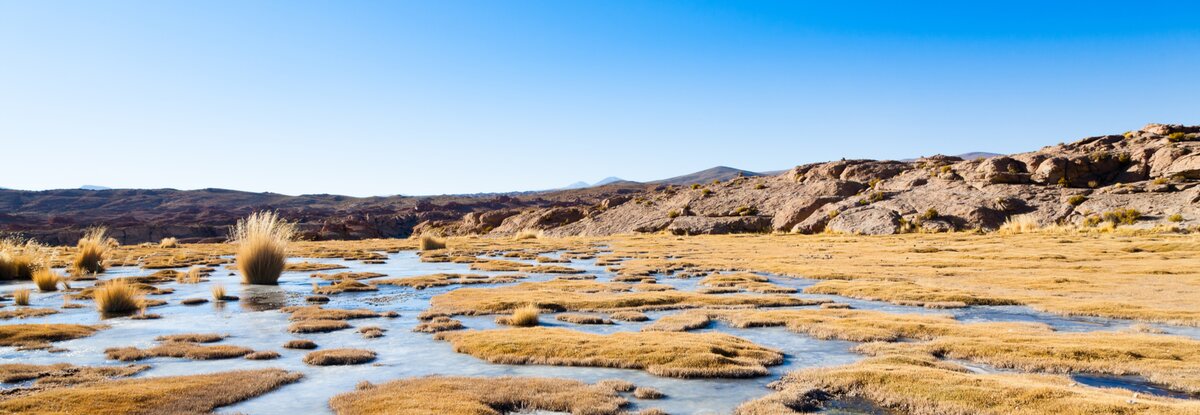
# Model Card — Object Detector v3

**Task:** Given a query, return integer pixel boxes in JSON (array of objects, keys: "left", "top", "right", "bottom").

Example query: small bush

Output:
[
  {"left": 1066, "top": 195, "right": 1087, "bottom": 206},
  {"left": 94, "top": 280, "right": 144, "bottom": 315},
  {"left": 1102, "top": 209, "right": 1142, "bottom": 226},
  {"left": 754, "top": 183, "right": 766, "bottom": 190},
  {"left": 232, "top": 212, "right": 295, "bottom": 285},
  {"left": 73, "top": 228, "right": 110, "bottom": 275},
  {"left": 1057, "top": 177, "right": 1069, "bottom": 187},
  {"left": 691, "top": 184, "right": 700, "bottom": 189},
  {"left": 12, "top": 289, "right": 30, "bottom": 306},
  {"left": 1153, "top": 177, "right": 1169, "bottom": 185},
  {"left": 1168, "top": 214, "right": 1184, "bottom": 222},
  {"left": 0, "top": 239, "right": 45, "bottom": 281},
  {"left": 303, "top": 348, "right": 376, "bottom": 366},
  {"left": 700, "top": 189, "right": 712, "bottom": 197},
  {"left": 32, "top": 269, "right": 62, "bottom": 292},
  {"left": 919, "top": 208, "right": 939, "bottom": 221},
  {"left": 1167, "top": 132, "right": 1187, "bottom": 142},
  {"left": 667, "top": 210, "right": 680, "bottom": 219},
  {"left": 419, "top": 235, "right": 446, "bottom": 251}
]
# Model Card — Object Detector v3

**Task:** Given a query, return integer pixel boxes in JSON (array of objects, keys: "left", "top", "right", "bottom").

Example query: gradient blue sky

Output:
[{"left": 2, "top": 1, "right": 1198, "bottom": 196}]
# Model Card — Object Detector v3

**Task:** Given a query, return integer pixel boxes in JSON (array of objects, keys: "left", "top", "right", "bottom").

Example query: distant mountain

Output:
[
  {"left": 559, "top": 177, "right": 628, "bottom": 190},
  {"left": 592, "top": 177, "right": 625, "bottom": 186},
  {"left": 560, "top": 181, "right": 591, "bottom": 189},
  {"left": 649, "top": 166, "right": 762, "bottom": 186},
  {"left": 80, "top": 185, "right": 112, "bottom": 191},
  {"left": 955, "top": 152, "right": 1002, "bottom": 160}
]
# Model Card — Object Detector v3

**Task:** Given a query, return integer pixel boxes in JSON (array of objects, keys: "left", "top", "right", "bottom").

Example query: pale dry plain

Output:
[{"left": 1, "top": 231, "right": 1199, "bottom": 414}]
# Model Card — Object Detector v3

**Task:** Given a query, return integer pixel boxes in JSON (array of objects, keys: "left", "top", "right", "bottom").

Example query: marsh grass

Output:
[
  {"left": 283, "top": 339, "right": 318, "bottom": 349},
  {"left": 106, "top": 342, "right": 254, "bottom": 361},
  {"left": 497, "top": 304, "right": 540, "bottom": 327},
  {"left": 303, "top": 348, "right": 376, "bottom": 366},
  {"left": 435, "top": 327, "right": 783, "bottom": 378},
  {"left": 94, "top": 280, "right": 144, "bottom": 315},
  {"left": 32, "top": 268, "right": 63, "bottom": 292},
  {"left": 12, "top": 289, "right": 30, "bottom": 306},
  {"left": 642, "top": 310, "right": 711, "bottom": 332},
  {"left": 0, "top": 324, "right": 100, "bottom": 349},
  {"left": 72, "top": 228, "right": 110, "bottom": 275},
  {"left": 329, "top": 376, "right": 626, "bottom": 415},
  {"left": 419, "top": 235, "right": 447, "bottom": 251},
  {"left": 231, "top": 211, "right": 295, "bottom": 285},
  {"left": 413, "top": 316, "right": 465, "bottom": 333},
  {"left": 0, "top": 307, "right": 57, "bottom": 319},
  {"left": 159, "top": 237, "right": 178, "bottom": 248},
  {"left": 0, "top": 363, "right": 147, "bottom": 385},
  {"left": 155, "top": 333, "right": 226, "bottom": 343},
  {"left": 0, "top": 368, "right": 302, "bottom": 414},
  {"left": 555, "top": 313, "right": 612, "bottom": 325},
  {"left": 377, "top": 273, "right": 525, "bottom": 289},
  {"left": 288, "top": 320, "right": 350, "bottom": 333}
]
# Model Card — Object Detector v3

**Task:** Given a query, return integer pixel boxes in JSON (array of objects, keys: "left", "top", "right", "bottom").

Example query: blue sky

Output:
[{"left": 2, "top": 1, "right": 1198, "bottom": 196}]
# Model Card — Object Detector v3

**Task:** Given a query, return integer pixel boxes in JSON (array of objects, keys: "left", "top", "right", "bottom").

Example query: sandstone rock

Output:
[
  {"left": 771, "top": 196, "right": 841, "bottom": 231},
  {"left": 839, "top": 161, "right": 911, "bottom": 183},
  {"left": 665, "top": 216, "right": 771, "bottom": 235},
  {"left": 827, "top": 206, "right": 900, "bottom": 235},
  {"left": 973, "top": 156, "right": 1029, "bottom": 184}
]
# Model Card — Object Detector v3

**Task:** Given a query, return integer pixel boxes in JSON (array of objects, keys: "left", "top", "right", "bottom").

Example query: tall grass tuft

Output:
[
  {"left": 12, "top": 289, "right": 30, "bottom": 306},
  {"left": 509, "top": 304, "right": 540, "bottom": 327},
  {"left": 94, "top": 280, "right": 144, "bottom": 315},
  {"left": 0, "top": 238, "right": 46, "bottom": 280},
  {"left": 211, "top": 284, "right": 227, "bottom": 301},
  {"left": 72, "top": 227, "right": 110, "bottom": 275},
  {"left": 32, "top": 268, "right": 63, "bottom": 292},
  {"left": 177, "top": 266, "right": 203, "bottom": 284},
  {"left": 231, "top": 211, "right": 295, "bottom": 285},
  {"left": 159, "top": 237, "right": 179, "bottom": 248},
  {"left": 418, "top": 235, "right": 446, "bottom": 251},
  {"left": 997, "top": 215, "right": 1039, "bottom": 235}
]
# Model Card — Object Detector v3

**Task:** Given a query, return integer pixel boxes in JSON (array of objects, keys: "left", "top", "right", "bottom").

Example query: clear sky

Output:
[{"left": 2, "top": 1, "right": 1198, "bottom": 196}]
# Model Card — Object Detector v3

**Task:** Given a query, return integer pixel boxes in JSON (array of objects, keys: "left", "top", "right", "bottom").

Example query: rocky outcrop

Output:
[{"left": 4, "top": 123, "right": 1199, "bottom": 243}]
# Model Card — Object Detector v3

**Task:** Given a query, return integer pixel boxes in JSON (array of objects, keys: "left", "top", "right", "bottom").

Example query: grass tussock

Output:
[
  {"left": 497, "top": 304, "right": 540, "bottom": 327},
  {"left": 94, "top": 279, "right": 145, "bottom": 315},
  {"left": 0, "top": 307, "right": 57, "bottom": 319},
  {"left": 244, "top": 350, "right": 281, "bottom": 360},
  {"left": 329, "top": 376, "right": 626, "bottom": 415},
  {"left": 283, "top": 339, "right": 318, "bottom": 349},
  {"left": 12, "top": 288, "right": 31, "bottom": 306},
  {"left": 419, "top": 235, "right": 447, "bottom": 251},
  {"left": 803, "top": 279, "right": 1019, "bottom": 308},
  {"left": 633, "top": 387, "right": 664, "bottom": 400},
  {"left": 700, "top": 273, "right": 797, "bottom": 294},
  {"left": 609, "top": 311, "right": 650, "bottom": 321},
  {"left": 177, "top": 266, "right": 204, "bottom": 284},
  {"left": 0, "top": 238, "right": 46, "bottom": 280},
  {"left": 436, "top": 327, "right": 783, "bottom": 378},
  {"left": 303, "top": 348, "right": 376, "bottom": 366},
  {"left": 32, "top": 268, "right": 64, "bottom": 292},
  {"left": 232, "top": 211, "right": 295, "bottom": 285},
  {"left": 0, "top": 324, "right": 101, "bottom": 349},
  {"left": 154, "top": 333, "right": 226, "bottom": 343},
  {"left": 158, "top": 237, "right": 178, "bottom": 248},
  {"left": 0, "top": 368, "right": 301, "bottom": 414},
  {"left": 282, "top": 305, "right": 381, "bottom": 321},
  {"left": 72, "top": 227, "right": 110, "bottom": 275},
  {"left": 430, "top": 279, "right": 817, "bottom": 316}
]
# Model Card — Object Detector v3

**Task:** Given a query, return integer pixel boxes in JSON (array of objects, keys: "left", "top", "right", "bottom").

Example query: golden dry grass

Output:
[
  {"left": 0, "top": 363, "right": 148, "bottom": 385},
  {"left": 0, "top": 324, "right": 101, "bottom": 349},
  {"left": 285, "top": 261, "right": 348, "bottom": 271},
  {"left": 642, "top": 310, "right": 712, "bottom": 332},
  {"left": 498, "top": 304, "right": 540, "bottom": 327},
  {"left": 105, "top": 342, "right": 255, "bottom": 361},
  {"left": 0, "top": 238, "right": 45, "bottom": 280},
  {"left": 430, "top": 279, "right": 816, "bottom": 316},
  {"left": 413, "top": 316, "right": 465, "bottom": 333},
  {"left": 158, "top": 237, "right": 178, "bottom": 248},
  {"left": 329, "top": 376, "right": 627, "bottom": 415},
  {"left": 419, "top": 235, "right": 447, "bottom": 251},
  {"left": 12, "top": 288, "right": 30, "bottom": 306},
  {"left": 94, "top": 279, "right": 144, "bottom": 315},
  {"left": 210, "top": 283, "right": 226, "bottom": 301},
  {"left": 699, "top": 272, "right": 797, "bottom": 293},
  {"left": 32, "top": 268, "right": 63, "bottom": 292},
  {"left": 154, "top": 333, "right": 226, "bottom": 343},
  {"left": 773, "top": 354, "right": 1200, "bottom": 415},
  {"left": 0, "top": 368, "right": 302, "bottom": 415},
  {"left": 555, "top": 313, "right": 612, "bottom": 325},
  {"left": 435, "top": 327, "right": 783, "bottom": 378},
  {"left": 633, "top": 386, "right": 664, "bottom": 399},
  {"left": 312, "top": 279, "right": 378, "bottom": 295},
  {"left": 609, "top": 311, "right": 650, "bottom": 321},
  {"left": 282, "top": 305, "right": 380, "bottom": 320},
  {"left": 288, "top": 320, "right": 351, "bottom": 333},
  {"left": 303, "top": 348, "right": 376, "bottom": 365},
  {"left": 376, "top": 273, "right": 525, "bottom": 289},
  {"left": 232, "top": 211, "right": 295, "bottom": 285},
  {"left": 72, "top": 227, "right": 110, "bottom": 275},
  {"left": 0, "top": 307, "right": 57, "bottom": 319},
  {"left": 283, "top": 339, "right": 318, "bottom": 349}
]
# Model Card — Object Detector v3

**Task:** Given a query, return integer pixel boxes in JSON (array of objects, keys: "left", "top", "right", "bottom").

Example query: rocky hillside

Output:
[
  {"left": 425, "top": 123, "right": 1200, "bottom": 236},
  {"left": 4, "top": 123, "right": 1198, "bottom": 244}
]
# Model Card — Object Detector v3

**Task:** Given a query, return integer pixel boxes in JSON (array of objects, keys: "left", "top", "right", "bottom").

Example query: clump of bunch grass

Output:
[
  {"left": 329, "top": 376, "right": 628, "bottom": 415},
  {"left": 997, "top": 214, "right": 1039, "bottom": 234},
  {"left": 497, "top": 304, "right": 540, "bottom": 327},
  {"left": 72, "top": 227, "right": 110, "bottom": 275},
  {"left": 418, "top": 235, "right": 446, "bottom": 250},
  {"left": 231, "top": 211, "right": 295, "bottom": 285},
  {"left": 302, "top": 348, "right": 376, "bottom": 366},
  {"left": 32, "top": 269, "right": 63, "bottom": 292},
  {"left": 12, "top": 289, "right": 31, "bottom": 306},
  {"left": 159, "top": 237, "right": 179, "bottom": 248},
  {"left": 0, "top": 238, "right": 47, "bottom": 280},
  {"left": 94, "top": 280, "right": 144, "bottom": 315}
]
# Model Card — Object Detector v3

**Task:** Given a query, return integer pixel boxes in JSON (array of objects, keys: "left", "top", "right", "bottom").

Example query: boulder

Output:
[
  {"left": 771, "top": 196, "right": 841, "bottom": 231},
  {"left": 827, "top": 206, "right": 901, "bottom": 235},
  {"left": 666, "top": 216, "right": 771, "bottom": 235},
  {"left": 974, "top": 156, "right": 1029, "bottom": 184}
]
